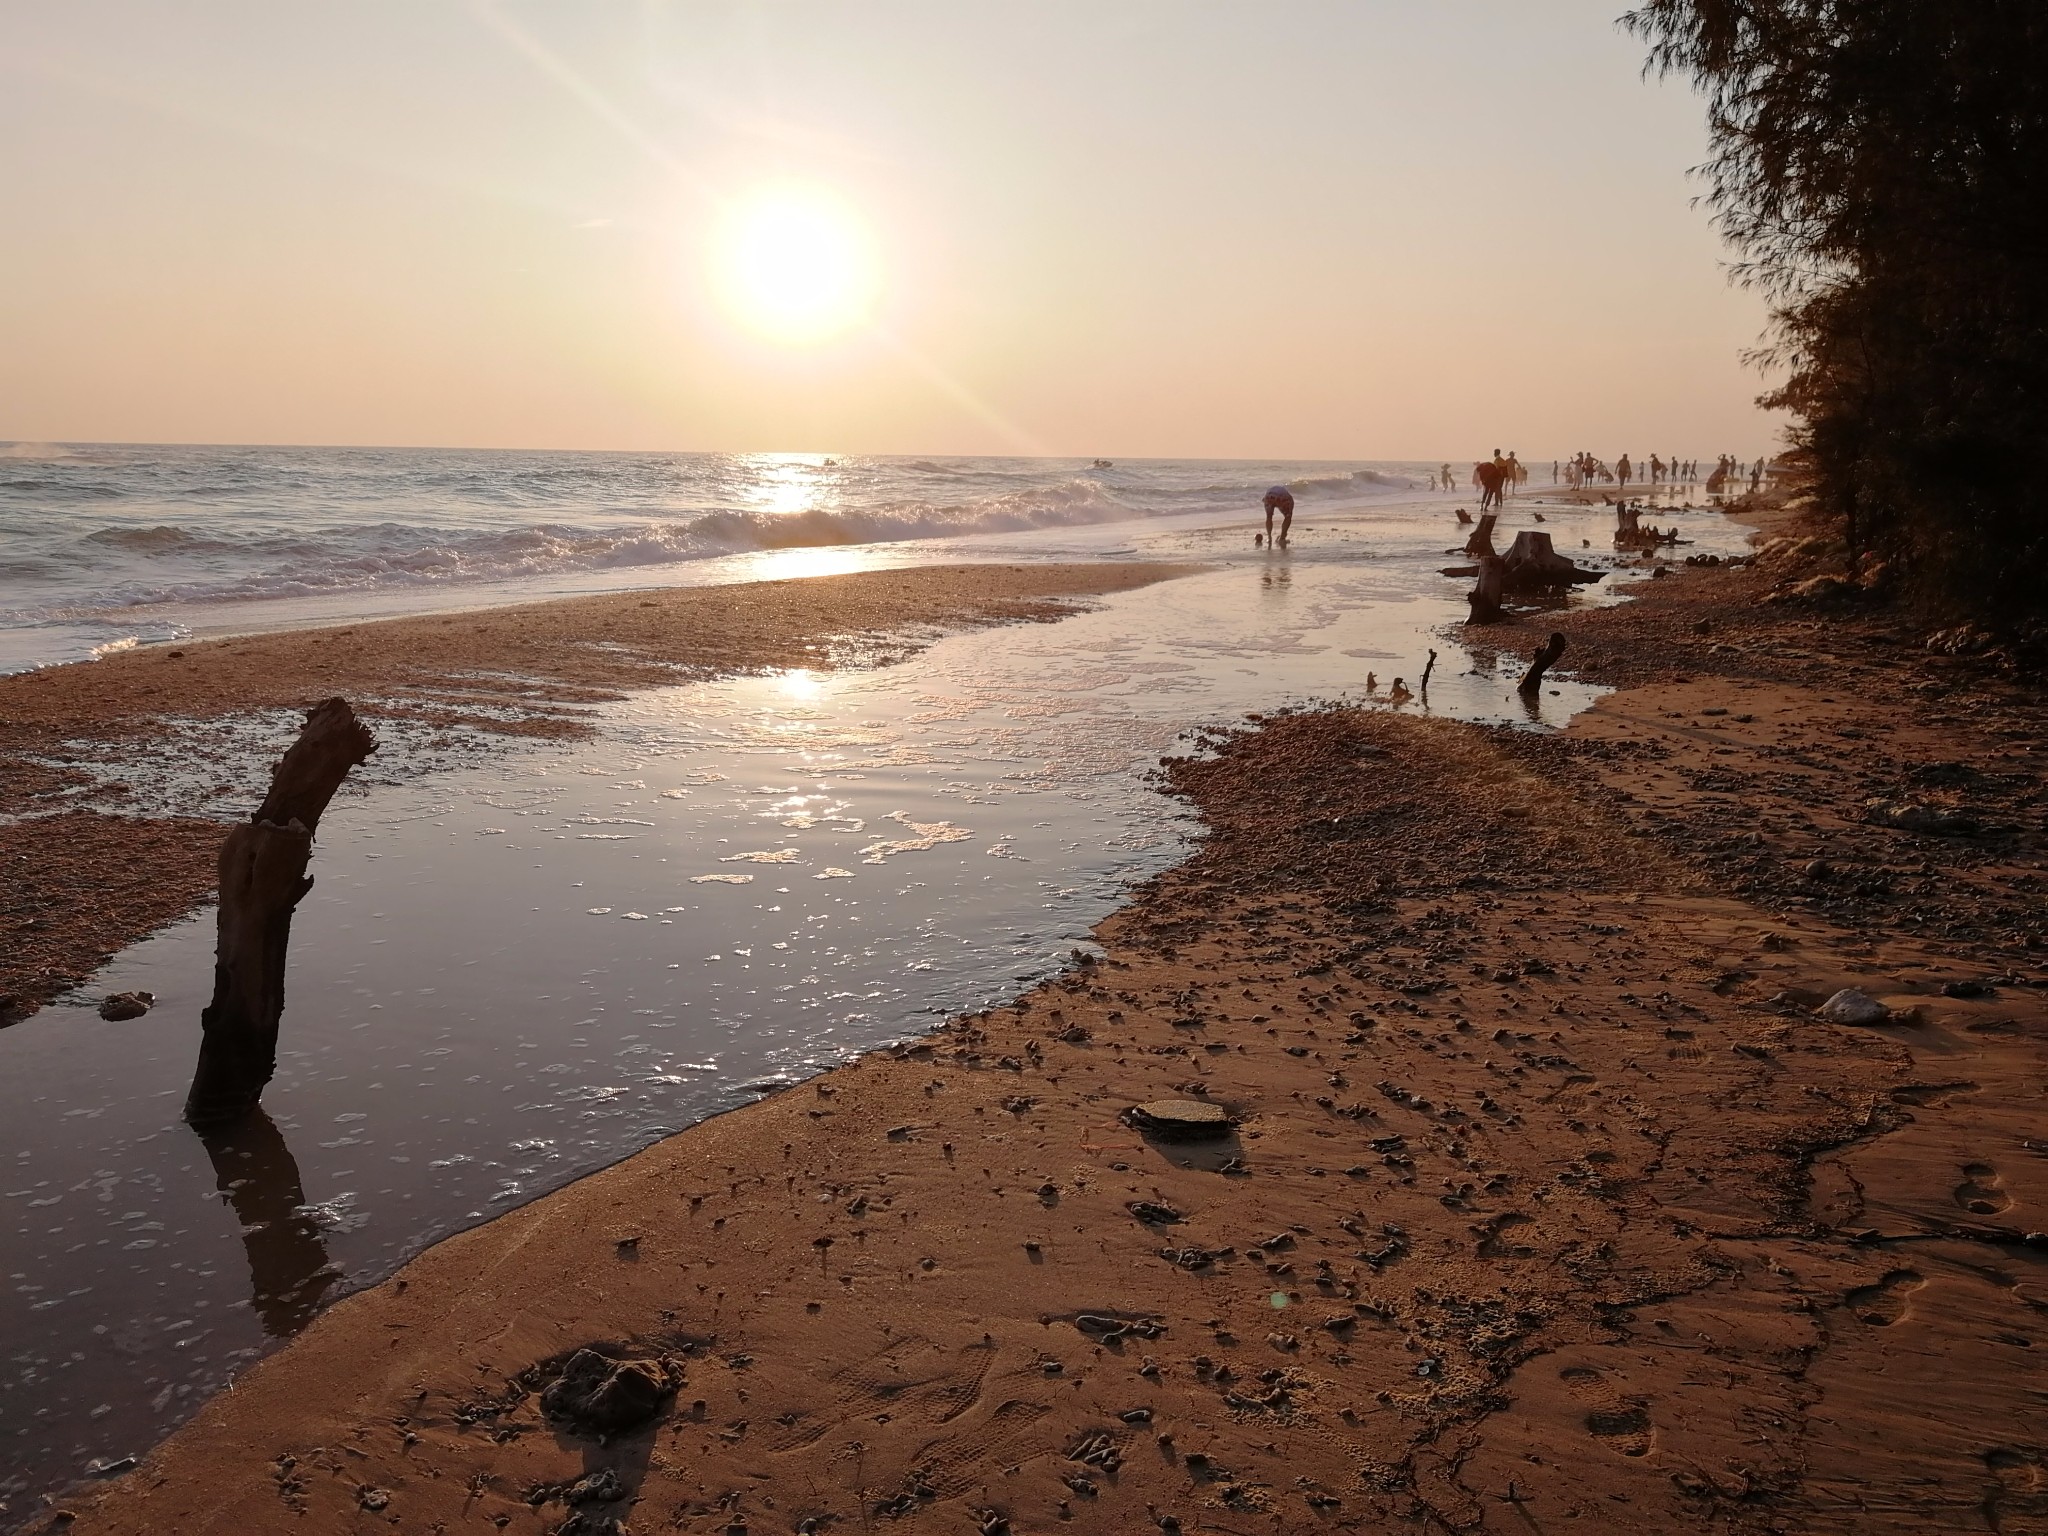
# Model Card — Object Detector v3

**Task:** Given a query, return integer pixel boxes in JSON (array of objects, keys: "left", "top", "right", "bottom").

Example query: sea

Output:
[{"left": 0, "top": 443, "right": 1448, "bottom": 674}]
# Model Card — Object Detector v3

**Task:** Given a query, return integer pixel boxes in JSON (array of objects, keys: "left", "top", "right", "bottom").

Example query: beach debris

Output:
[
  {"left": 1817, "top": 988, "right": 1891, "bottom": 1027},
  {"left": 1122, "top": 1099, "right": 1234, "bottom": 1140},
  {"left": 97, "top": 990, "right": 154, "bottom": 1021},
  {"left": 538, "top": 1348, "right": 675, "bottom": 1439},
  {"left": 690, "top": 873, "right": 754, "bottom": 884},
  {"left": 565, "top": 1469, "right": 627, "bottom": 1505},
  {"left": 1069, "top": 1311, "right": 1166, "bottom": 1343},
  {"left": 1518, "top": 632, "right": 1568, "bottom": 695},
  {"left": 185, "top": 698, "right": 377, "bottom": 1131}
]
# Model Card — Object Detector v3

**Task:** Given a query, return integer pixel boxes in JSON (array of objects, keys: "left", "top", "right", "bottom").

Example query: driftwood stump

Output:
[
  {"left": 1467, "top": 555, "right": 1506, "bottom": 623},
  {"left": 1502, "top": 531, "right": 1602, "bottom": 591},
  {"left": 1519, "top": 631, "right": 1567, "bottom": 693},
  {"left": 185, "top": 698, "right": 376, "bottom": 1130},
  {"left": 1463, "top": 513, "right": 1499, "bottom": 558}
]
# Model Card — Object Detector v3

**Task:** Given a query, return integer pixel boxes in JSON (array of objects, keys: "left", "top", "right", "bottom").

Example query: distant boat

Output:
[{"left": 1091, "top": 458, "right": 1113, "bottom": 469}]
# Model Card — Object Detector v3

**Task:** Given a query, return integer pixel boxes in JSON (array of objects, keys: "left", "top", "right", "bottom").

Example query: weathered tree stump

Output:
[
  {"left": 1466, "top": 555, "right": 1506, "bottom": 623},
  {"left": 1502, "top": 531, "right": 1602, "bottom": 591},
  {"left": 185, "top": 699, "right": 377, "bottom": 1130},
  {"left": 1455, "top": 507, "right": 1474, "bottom": 526},
  {"left": 1615, "top": 500, "right": 1684, "bottom": 550},
  {"left": 1519, "top": 631, "right": 1567, "bottom": 693},
  {"left": 1462, "top": 512, "right": 1499, "bottom": 558}
]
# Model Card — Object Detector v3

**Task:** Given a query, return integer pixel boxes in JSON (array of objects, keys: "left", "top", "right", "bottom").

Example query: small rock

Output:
[
  {"left": 97, "top": 991, "right": 154, "bottom": 1022},
  {"left": 1816, "top": 988, "right": 1890, "bottom": 1027},
  {"left": 538, "top": 1349, "right": 673, "bottom": 1438},
  {"left": 1942, "top": 979, "right": 1996, "bottom": 999}
]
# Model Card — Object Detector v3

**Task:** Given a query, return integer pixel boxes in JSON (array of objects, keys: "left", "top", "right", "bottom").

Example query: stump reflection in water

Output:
[{"left": 197, "top": 1109, "right": 339, "bottom": 1338}]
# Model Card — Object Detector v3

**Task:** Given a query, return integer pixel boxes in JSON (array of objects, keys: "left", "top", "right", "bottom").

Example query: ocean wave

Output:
[{"left": 0, "top": 450, "right": 1439, "bottom": 653}]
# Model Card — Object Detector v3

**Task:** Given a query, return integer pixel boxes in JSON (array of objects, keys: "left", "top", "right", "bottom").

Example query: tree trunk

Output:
[
  {"left": 1463, "top": 512, "right": 1499, "bottom": 557},
  {"left": 1466, "top": 555, "right": 1506, "bottom": 623},
  {"left": 185, "top": 699, "right": 376, "bottom": 1130},
  {"left": 1519, "top": 631, "right": 1567, "bottom": 693}
]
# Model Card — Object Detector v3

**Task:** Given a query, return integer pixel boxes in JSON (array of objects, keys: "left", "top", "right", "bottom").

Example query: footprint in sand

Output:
[
  {"left": 1956, "top": 1162, "right": 2012, "bottom": 1216},
  {"left": 1560, "top": 1366, "right": 1655, "bottom": 1458},
  {"left": 1845, "top": 1268, "right": 1925, "bottom": 1327}
]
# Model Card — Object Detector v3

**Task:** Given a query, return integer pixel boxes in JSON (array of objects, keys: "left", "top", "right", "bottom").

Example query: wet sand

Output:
[
  {"left": 32, "top": 515, "right": 2048, "bottom": 1535},
  {"left": 0, "top": 562, "right": 1193, "bottom": 1025}
]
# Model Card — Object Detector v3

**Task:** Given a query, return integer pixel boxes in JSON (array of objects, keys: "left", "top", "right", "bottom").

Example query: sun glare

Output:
[{"left": 712, "top": 186, "right": 881, "bottom": 344}]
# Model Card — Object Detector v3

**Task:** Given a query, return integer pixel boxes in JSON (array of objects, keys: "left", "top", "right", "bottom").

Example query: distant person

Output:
[
  {"left": 1440, "top": 462, "right": 1453, "bottom": 492},
  {"left": 1552, "top": 459, "right": 1559, "bottom": 484},
  {"left": 1506, "top": 451, "right": 1524, "bottom": 495},
  {"left": 1261, "top": 484, "right": 1295, "bottom": 546},
  {"left": 1617, "top": 453, "right": 1632, "bottom": 491},
  {"left": 1649, "top": 453, "right": 1664, "bottom": 483}
]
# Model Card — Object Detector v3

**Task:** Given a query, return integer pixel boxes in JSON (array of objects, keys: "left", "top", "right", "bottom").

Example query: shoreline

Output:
[
  {"left": 39, "top": 519, "right": 2048, "bottom": 1534},
  {"left": 0, "top": 561, "right": 1196, "bottom": 1027}
]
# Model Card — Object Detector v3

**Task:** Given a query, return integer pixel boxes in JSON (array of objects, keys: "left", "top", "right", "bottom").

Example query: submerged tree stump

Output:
[
  {"left": 185, "top": 699, "right": 376, "bottom": 1130},
  {"left": 1463, "top": 512, "right": 1499, "bottom": 558}
]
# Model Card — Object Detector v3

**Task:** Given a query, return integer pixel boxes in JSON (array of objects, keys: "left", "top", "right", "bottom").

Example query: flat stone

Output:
[
  {"left": 97, "top": 991, "right": 154, "bottom": 1021},
  {"left": 1125, "top": 1099, "right": 1233, "bottom": 1140}
]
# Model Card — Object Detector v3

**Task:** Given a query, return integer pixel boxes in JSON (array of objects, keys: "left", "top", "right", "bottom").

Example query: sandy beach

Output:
[
  {"left": 0, "top": 562, "right": 1192, "bottom": 1027},
  {"left": 19, "top": 508, "right": 2046, "bottom": 1536}
]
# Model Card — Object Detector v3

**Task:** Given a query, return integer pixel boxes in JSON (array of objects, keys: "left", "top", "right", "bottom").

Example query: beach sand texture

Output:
[
  {"left": 0, "top": 562, "right": 1192, "bottom": 1026},
  {"left": 40, "top": 536, "right": 2048, "bottom": 1536}
]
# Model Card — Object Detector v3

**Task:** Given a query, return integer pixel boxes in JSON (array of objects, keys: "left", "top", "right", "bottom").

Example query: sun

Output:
[{"left": 712, "top": 185, "right": 881, "bottom": 344}]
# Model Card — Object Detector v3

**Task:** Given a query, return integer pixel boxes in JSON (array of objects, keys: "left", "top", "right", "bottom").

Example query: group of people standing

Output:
[
  {"left": 1266, "top": 447, "right": 1773, "bottom": 545},
  {"left": 1553, "top": 451, "right": 1768, "bottom": 493}
]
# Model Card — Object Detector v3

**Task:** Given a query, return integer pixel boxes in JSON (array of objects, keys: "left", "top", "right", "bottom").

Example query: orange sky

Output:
[{"left": 0, "top": 2, "right": 1778, "bottom": 458}]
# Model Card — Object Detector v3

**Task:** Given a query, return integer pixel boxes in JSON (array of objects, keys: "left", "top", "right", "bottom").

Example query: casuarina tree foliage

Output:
[{"left": 1623, "top": 2, "right": 2048, "bottom": 620}]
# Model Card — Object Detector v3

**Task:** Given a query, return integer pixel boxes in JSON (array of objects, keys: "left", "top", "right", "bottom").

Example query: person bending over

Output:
[{"left": 1262, "top": 485, "right": 1295, "bottom": 547}]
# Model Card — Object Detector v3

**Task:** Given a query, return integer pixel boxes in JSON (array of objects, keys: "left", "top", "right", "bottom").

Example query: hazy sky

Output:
[{"left": 0, "top": 2, "right": 1777, "bottom": 457}]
